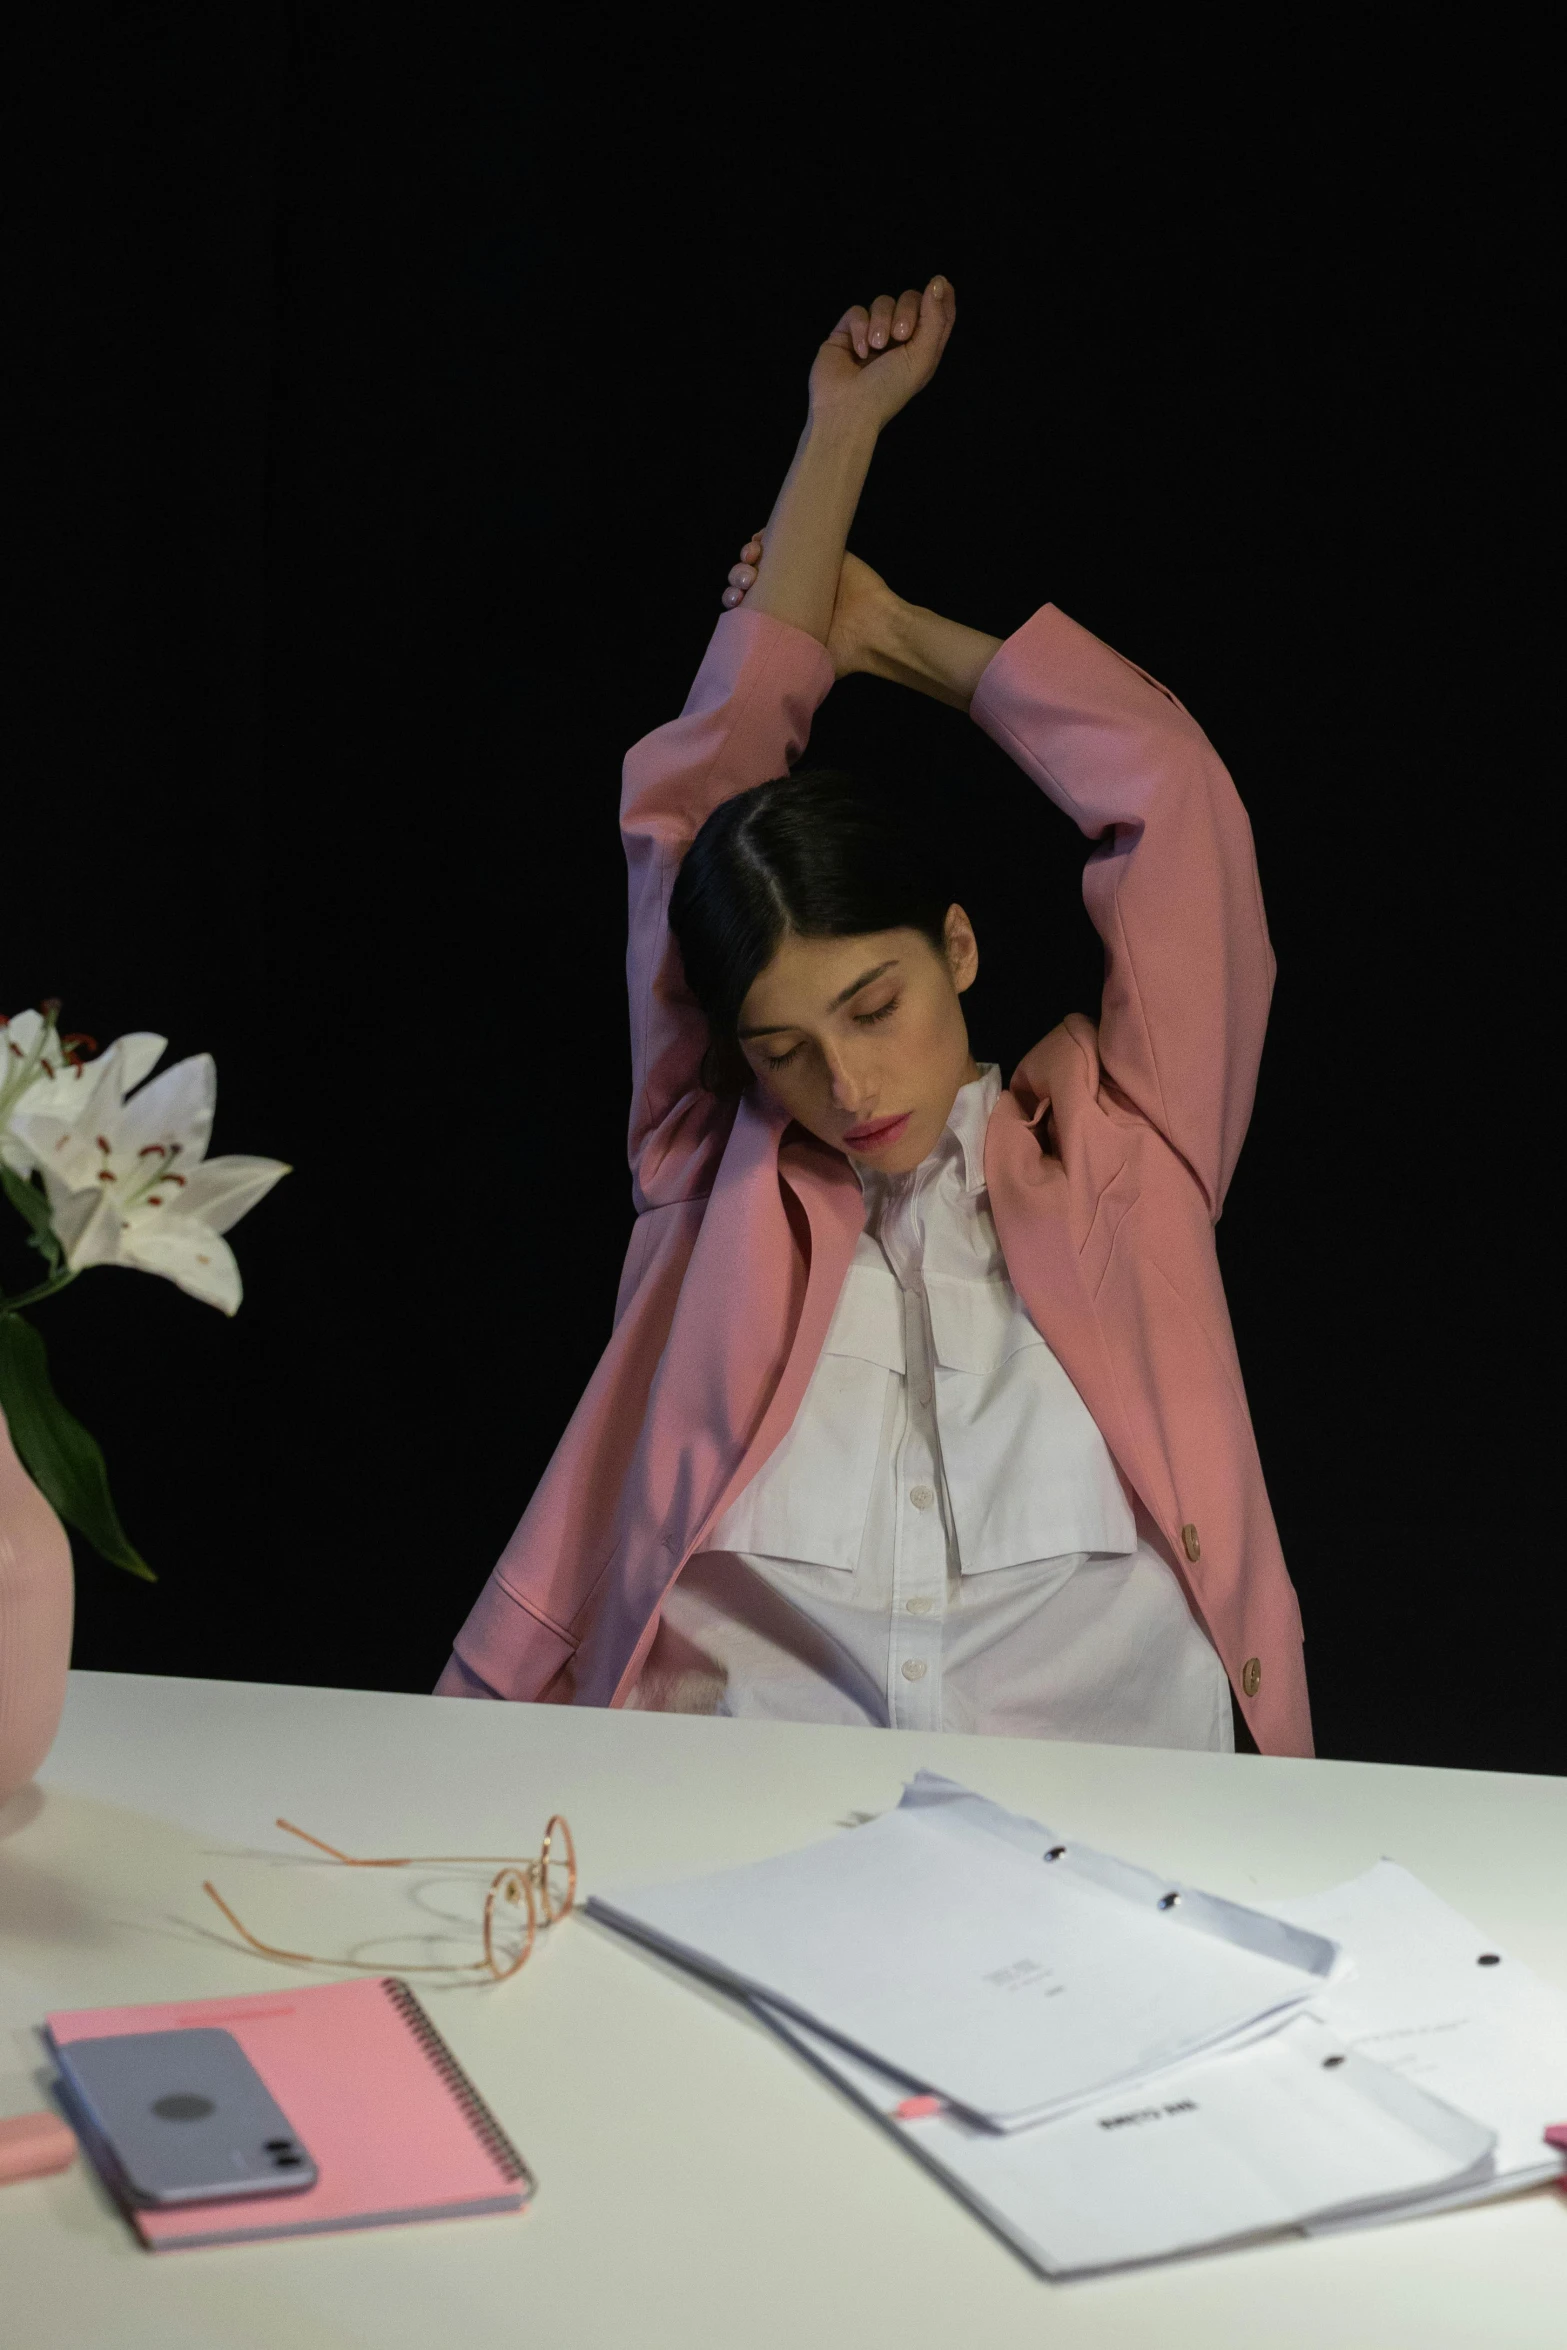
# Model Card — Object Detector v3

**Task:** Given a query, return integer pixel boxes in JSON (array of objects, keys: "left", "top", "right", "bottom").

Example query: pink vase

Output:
[{"left": 0, "top": 1401, "right": 74, "bottom": 1802}]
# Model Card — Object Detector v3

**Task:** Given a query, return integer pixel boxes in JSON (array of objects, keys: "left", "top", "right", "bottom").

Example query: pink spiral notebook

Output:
[{"left": 45, "top": 1977, "right": 535, "bottom": 2251}]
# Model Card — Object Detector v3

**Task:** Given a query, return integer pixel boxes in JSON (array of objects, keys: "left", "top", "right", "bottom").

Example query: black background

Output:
[{"left": 6, "top": 14, "right": 1555, "bottom": 1769}]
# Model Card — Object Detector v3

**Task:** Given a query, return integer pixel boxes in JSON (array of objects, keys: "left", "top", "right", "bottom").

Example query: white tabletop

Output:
[{"left": 2, "top": 1672, "right": 1564, "bottom": 2350}]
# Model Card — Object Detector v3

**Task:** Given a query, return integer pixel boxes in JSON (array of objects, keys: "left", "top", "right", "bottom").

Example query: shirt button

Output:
[
  {"left": 1241, "top": 1656, "right": 1262, "bottom": 1697},
  {"left": 1181, "top": 1523, "right": 1202, "bottom": 1563},
  {"left": 909, "top": 1484, "right": 935, "bottom": 1511},
  {"left": 901, "top": 1659, "right": 928, "bottom": 1681},
  {"left": 906, "top": 1595, "right": 933, "bottom": 1615}
]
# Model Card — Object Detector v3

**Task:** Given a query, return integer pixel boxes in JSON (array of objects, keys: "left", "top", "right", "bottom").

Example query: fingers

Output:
[
  {"left": 831, "top": 284, "right": 952, "bottom": 363},
  {"left": 866, "top": 293, "right": 896, "bottom": 350},
  {"left": 827, "top": 304, "right": 872, "bottom": 359},
  {"left": 721, "top": 532, "right": 766, "bottom": 610},
  {"left": 898, "top": 275, "right": 955, "bottom": 381},
  {"left": 916, "top": 275, "right": 954, "bottom": 339}
]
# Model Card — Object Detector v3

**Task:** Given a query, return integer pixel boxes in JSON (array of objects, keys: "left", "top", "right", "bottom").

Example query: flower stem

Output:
[{"left": 0, "top": 1267, "right": 80, "bottom": 1316}]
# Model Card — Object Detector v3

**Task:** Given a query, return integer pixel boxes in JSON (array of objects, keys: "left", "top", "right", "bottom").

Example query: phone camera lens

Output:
[{"left": 152, "top": 2093, "right": 216, "bottom": 2122}]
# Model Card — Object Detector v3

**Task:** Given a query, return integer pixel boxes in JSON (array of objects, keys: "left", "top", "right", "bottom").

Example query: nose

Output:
[{"left": 824, "top": 1044, "right": 873, "bottom": 1117}]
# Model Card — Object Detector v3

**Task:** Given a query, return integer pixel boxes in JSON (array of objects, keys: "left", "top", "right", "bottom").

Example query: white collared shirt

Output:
[{"left": 646, "top": 1067, "right": 1232, "bottom": 1750}]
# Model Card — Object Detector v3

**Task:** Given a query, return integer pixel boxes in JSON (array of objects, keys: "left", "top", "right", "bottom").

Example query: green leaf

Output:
[
  {"left": 0, "top": 1163, "right": 61, "bottom": 1269},
  {"left": 0, "top": 1311, "right": 156, "bottom": 1581}
]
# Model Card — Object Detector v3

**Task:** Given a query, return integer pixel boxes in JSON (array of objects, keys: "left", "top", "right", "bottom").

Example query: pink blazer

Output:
[{"left": 439, "top": 605, "right": 1313, "bottom": 1757}]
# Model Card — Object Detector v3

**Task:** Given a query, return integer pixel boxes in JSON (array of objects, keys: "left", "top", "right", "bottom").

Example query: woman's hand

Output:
[
  {"left": 722, "top": 528, "right": 1002, "bottom": 710},
  {"left": 807, "top": 277, "right": 956, "bottom": 435},
  {"left": 721, "top": 280, "right": 953, "bottom": 652},
  {"left": 722, "top": 533, "right": 899, "bottom": 679}
]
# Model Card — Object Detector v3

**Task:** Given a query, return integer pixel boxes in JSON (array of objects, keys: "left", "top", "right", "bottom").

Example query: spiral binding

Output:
[{"left": 379, "top": 1978, "right": 535, "bottom": 2190}]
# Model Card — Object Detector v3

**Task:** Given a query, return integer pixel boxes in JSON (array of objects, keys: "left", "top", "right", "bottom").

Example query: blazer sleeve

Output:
[
  {"left": 970, "top": 604, "right": 1274, "bottom": 1218},
  {"left": 621, "top": 607, "right": 836, "bottom": 1211}
]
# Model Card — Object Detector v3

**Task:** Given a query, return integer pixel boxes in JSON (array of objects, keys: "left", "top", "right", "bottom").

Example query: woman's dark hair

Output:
[{"left": 668, "top": 768, "right": 954, "bottom": 1091}]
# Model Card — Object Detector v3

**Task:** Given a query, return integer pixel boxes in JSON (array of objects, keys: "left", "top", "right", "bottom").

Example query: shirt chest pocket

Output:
[
  {"left": 707, "top": 1252, "right": 905, "bottom": 1571},
  {"left": 922, "top": 1273, "right": 1136, "bottom": 1573}
]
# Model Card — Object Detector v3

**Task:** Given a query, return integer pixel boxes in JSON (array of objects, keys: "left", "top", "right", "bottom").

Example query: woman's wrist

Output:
[{"left": 861, "top": 595, "right": 1005, "bottom": 712}]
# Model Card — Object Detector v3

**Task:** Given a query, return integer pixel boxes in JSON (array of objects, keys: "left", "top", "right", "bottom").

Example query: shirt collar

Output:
[
  {"left": 854, "top": 1062, "right": 1000, "bottom": 1201},
  {"left": 948, "top": 1063, "right": 1002, "bottom": 1193}
]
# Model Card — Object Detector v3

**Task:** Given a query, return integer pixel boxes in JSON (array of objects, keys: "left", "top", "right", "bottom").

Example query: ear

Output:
[{"left": 943, "top": 903, "right": 979, "bottom": 994}]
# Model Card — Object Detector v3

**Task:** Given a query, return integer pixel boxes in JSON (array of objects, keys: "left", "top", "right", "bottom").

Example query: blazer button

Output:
[
  {"left": 1242, "top": 1657, "right": 1262, "bottom": 1697},
  {"left": 1180, "top": 1523, "right": 1201, "bottom": 1563}
]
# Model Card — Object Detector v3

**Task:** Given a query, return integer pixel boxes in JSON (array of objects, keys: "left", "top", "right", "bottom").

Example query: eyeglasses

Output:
[{"left": 203, "top": 1814, "right": 577, "bottom": 1983}]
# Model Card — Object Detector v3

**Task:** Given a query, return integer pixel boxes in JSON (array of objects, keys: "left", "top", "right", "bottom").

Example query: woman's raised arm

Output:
[
  {"left": 736, "top": 278, "right": 956, "bottom": 645},
  {"left": 725, "top": 460, "right": 1270, "bottom": 1212},
  {"left": 622, "top": 280, "right": 958, "bottom": 1209}
]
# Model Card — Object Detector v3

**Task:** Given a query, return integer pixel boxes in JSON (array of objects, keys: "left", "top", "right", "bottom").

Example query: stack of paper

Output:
[
  {"left": 755, "top": 2007, "right": 1494, "bottom": 2275},
  {"left": 1268, "top": 1862, "right": 1567, "bottom": 2224},
  {"left": 590, "top": 1774, "right": 1339, "bottom": 2129},
  {"left": 590, "top": 1773, "right": 1567, "bottom": 2275}
]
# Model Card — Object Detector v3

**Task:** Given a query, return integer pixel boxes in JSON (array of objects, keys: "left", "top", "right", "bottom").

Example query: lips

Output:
[{"left": 842, "top": 1111, "right": 913, "bottom": 1153}]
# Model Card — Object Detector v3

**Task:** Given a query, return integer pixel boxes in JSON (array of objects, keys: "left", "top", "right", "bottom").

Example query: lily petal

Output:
[
  {"left": 115, "top": 1033, "right": 168, "bottom": 1093},
  {"left": 115, "top": 1053, "right": 216, "bottom": 1165},
  {"left": 166, "top": 1154, "right": 290, "bottom": 1235},
  {"left": 42, "top": 1181, "right": 126, "bottom": 1270},
  {"left": 120, "top": 1224, "right": 243, "bottom": 1314}
]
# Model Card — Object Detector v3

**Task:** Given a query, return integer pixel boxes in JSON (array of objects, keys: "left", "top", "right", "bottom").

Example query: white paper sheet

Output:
[
  {"left": 589, "top": 1774, "right": 1337, "bottom": 2127},
  {"left": 752, "top": 2001, "right": 1495, "bottom": 2276},
  {"left": 1264, "top": 1862, "right": 1567, "bottom": 2220}
]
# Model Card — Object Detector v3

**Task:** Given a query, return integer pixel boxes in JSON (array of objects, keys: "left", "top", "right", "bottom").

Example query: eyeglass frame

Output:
[{"left": 202, "top": 1813, "right": 577, "bottom": 1983}]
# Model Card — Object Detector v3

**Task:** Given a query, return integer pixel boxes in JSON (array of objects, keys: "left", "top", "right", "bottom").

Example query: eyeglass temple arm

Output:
[
  {"left": 202, "top": 1879, "right": 515, "bottom": 1975},
  {"left": 202, "top": 1879, "right": 327, "bottom": 1966},
  {"left": 275, "top": 1818, "right": 546, "bottom": 1869}
]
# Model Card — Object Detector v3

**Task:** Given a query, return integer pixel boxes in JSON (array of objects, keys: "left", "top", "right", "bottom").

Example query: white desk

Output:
[{"left": 2, "top": 1672, "right": 1563, "bottom": 2349}]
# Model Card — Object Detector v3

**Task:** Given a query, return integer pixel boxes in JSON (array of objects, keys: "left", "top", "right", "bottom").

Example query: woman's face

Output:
[{"left": 737, "top": 907, "right": 980, "bottom": 1176}]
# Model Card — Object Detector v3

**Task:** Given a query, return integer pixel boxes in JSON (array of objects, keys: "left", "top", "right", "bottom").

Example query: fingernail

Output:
[
  {"left": 930, "top": 276, "right": 946, "bottom": 296},
  {"left": 870, "top": 330, "right": 885, "bottom": 346}
]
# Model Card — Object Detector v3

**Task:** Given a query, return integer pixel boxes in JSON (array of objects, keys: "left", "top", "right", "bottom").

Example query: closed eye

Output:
[{"left": 759, "top": 997, "right": 898, "bottom": 1069}]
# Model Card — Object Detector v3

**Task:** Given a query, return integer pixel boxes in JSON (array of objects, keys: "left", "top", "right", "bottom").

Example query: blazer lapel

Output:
[{"left": 985, "top": 1086, "right": 1173, "bottom": 1536}]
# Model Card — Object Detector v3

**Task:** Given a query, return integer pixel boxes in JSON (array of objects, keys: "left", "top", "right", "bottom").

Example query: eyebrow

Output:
[{"left": 737, "top": 960, "right": 900, "bottom": 1039}]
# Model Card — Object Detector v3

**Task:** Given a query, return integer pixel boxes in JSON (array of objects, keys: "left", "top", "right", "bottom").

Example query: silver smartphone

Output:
[{"left": 50, "top": 2027, "right": 318, "bottom": 2207}]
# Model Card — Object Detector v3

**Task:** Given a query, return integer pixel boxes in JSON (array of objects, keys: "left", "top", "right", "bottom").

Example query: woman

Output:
[{"left": 438, "top": 277, "right": 1311, "bottom": 1756}]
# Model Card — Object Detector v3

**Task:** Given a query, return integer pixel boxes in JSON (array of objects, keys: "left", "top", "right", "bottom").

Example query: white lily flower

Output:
[
  {"left": 0, "top": 1009, "right": 167, "bottom": 1170},
  {"left": 12, "top": 1046, "right": 288, "bottom": 1316}
]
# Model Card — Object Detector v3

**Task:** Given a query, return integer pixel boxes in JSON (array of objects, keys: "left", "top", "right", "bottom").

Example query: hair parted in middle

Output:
[{"left": 668, "top": 768, "right": 955, "bottom": 1093}]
